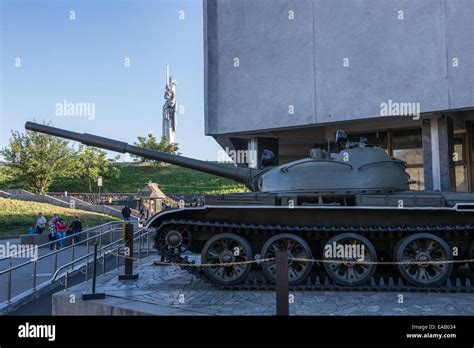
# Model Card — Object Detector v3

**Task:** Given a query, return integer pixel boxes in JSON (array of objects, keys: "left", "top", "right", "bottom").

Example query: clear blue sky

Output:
[{"left": 0, "top": 0, "right": 221, "bottom": 161}]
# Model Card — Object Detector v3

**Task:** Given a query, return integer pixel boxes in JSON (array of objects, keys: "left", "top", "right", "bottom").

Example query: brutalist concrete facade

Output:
[{"left": 203, "top": 0, "right": 474, "bottom": 190}]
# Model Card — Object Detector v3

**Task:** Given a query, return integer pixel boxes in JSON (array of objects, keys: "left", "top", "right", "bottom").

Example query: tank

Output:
[{"left": 25, "top": 122, "right": 474, "bottom": 290}]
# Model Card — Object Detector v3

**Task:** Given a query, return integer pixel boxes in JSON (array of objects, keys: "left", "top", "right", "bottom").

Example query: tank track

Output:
[{"left": 157, "top": 219, "right": 474, "bottom": 293}]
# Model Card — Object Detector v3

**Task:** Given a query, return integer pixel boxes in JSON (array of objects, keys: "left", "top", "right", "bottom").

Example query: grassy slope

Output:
[
  {"left": 48, "top": 163, "right": 247, "bottom": 194},
  {"left": 0, "top": 197, "right": 118, "bottom": 235}
]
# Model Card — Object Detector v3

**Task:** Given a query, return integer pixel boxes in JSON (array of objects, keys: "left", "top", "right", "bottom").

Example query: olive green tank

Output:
[{"left": 25, "top": 122, "right": 474, "bottom": 290}]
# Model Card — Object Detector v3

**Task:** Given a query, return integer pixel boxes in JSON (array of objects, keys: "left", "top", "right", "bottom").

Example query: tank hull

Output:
[{"left": 150, "top": 196, "right": 474, "bottom": 290}]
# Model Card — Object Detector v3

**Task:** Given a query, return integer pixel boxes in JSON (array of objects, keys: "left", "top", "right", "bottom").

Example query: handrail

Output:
[
  {"left": 51, "top": 227, "right": 148, "bottom": 281},
  {"left": 0, "top": 220, "right": 124, "bottom": 261},
  {"left": 1, "top": 222, "right": 149, "bottom": 304},
  {"left": 0, "top": 226, "right": 123, "bottom": 275}
]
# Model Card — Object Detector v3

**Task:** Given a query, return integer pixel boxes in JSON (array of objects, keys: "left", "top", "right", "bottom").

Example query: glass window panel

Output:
[
  {"left": 393, "top": 148, "right": 423, "bottom": 165},
  {"left": 455, "top": 165, "right": 468, "bottom": 192},
  {"left": 393, "top": 129, "right": 423, "bottom": 165},
  {"left": 454, "top": 136, "right": 464, "bottom": 162},
  {"left": 470, "top": 123, "right": 474, "bottom": 155},
  {"left": 348, "top": 131, "right": 388, "bottom": 149},
  {"left": 406, "top": 167, "right": 424, "bottom": 190},
  {"left": 313, "top": 142, "right": 339, "bottom": 158}
]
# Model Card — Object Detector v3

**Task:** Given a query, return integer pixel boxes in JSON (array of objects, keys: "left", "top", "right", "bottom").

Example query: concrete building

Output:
[{"left": 203, "top": 0, "right": 474, "bottom": 192}]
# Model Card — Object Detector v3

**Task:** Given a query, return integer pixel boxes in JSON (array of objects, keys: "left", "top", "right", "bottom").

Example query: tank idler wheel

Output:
[
  {"left": 260, "top": 234, "right": 313, "bottom": 285},
  {"left": 154, "top": 226, "right": 191, "bottom": 255},
  {"left": 396, "top": 233, "right": 453, "bottom": 287},
  {"left": 323, "top": 233, "right": 377, "bottom": 286},
  {"left": 201, "top": 233, "right": 253, "bottom": 286}
]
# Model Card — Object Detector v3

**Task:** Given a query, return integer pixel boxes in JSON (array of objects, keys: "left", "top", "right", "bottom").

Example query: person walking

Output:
[
  {"left": 139, "top": 207, "right": 145, "bottom": 221},
  {"left": 138, "top": 207, "right": 145, "bottom": 228},
  {"left": 51, "top": 213, "right": 59, "bottom": 225},
  {"left": 121, "top": 205, "right": 131, "bottom": 222},
  {"left": 69, "top": 216, "right": 83, "bottom": 244},
  {"left": 55, "top": 218, "right": 67, "bottom": 248},
  {"left": 48, "top": 219, "right": 57, "bottom": 250},
  {"left": 35, "top": 213, "right": 46, "bottom": 234}
]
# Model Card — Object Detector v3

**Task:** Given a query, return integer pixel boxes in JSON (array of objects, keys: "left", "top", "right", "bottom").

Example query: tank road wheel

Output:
[
  {"left": 154, "top": 226, "right": 191, "bottom": 255},
  {"left": 260, "top": 234, "right": 313, "bottom": 285},
  {"left": 396, "top": 233, "right": 453, "bottom": 287},
  {"left": 201, "top": 233, "right": 253, "bottom": 286},
  {"left": 323, "top": 233, "right": 377, "bottom": 286}
]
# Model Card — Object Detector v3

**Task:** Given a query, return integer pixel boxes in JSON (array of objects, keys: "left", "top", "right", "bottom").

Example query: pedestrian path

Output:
[
  {"left": 0, "top": 239, "right": 90, "bottom": 302},
  {"left": 53, "top": 256, "right": 474, "bottom": 316},
  {"left": 0, "top": 221, "right": 144, "bottom": 314}
]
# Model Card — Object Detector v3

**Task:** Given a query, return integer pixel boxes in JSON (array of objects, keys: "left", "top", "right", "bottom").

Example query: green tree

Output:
[
  {"left": 76, "top": 145, "right": 120, "bottom": 192},
  {"left": 1, "top": 127, "right": 76, "bottom": 194},
  {"left": 131, "top": 134, "right": 179, "bottom": 166}
]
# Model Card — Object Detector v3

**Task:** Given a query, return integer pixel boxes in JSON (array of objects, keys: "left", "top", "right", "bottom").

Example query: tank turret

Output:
[{"left": 25, "top": 122, "right": 410, "bottom": 193}]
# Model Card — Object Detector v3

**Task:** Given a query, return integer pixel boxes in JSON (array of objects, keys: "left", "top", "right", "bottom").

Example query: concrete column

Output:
[
  {"left": 422, "top": 115, "right": 455, "bottom": 191},
  {"left": 248, "top": 138, "right": 259, "bottom": 168},
  {"left": 247, "top": 137, "right": 279, "bottom": 169}
]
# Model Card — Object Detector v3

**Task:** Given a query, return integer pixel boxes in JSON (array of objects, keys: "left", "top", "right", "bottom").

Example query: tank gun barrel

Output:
[{"left": 25, "top": 122, "right": 256, "bottom": 188}]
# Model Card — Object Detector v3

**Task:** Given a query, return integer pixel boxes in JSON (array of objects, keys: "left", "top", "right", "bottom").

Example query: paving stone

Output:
[{"left": 53, "top": 259, "right": 474, "bottom": 316}]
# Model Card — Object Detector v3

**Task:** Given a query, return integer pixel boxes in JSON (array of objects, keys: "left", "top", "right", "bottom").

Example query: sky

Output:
[{"left": 0, "top": 0, "right": 222, "bottom": 161}]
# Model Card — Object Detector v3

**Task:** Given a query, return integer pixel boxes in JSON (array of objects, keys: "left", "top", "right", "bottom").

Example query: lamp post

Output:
[{"left": 97, "top": 176, "right": 103, "bottom": 204}]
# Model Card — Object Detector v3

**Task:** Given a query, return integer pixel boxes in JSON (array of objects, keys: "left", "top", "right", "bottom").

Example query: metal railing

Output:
[
  {"left": 53, "top": 227, "right": 150, "bottom": 287},
  {"left": 0, "top": 220, "right": 150, "bottom": 304}
]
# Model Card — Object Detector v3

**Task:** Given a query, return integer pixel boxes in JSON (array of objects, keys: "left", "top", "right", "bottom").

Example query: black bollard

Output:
[
  {"left": 275, "top": 251, "right": 289, "bottom": 316},
  {"left": 118, "top": 223, "right": 139, "bottom": 280},
  {"left": 82, "top": 243, "right": 105, "bottom": 300}
]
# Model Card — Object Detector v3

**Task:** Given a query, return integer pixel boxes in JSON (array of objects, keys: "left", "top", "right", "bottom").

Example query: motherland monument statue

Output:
[{"left": 162, "top": 64, "right": 177, "bottom": 145}]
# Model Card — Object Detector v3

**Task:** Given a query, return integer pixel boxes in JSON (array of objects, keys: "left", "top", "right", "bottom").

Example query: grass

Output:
[
  {"left": 47, "top": 163, "right": 248, "bottom": 194},
  {"left": 0, "top": 197, "right": 119, "bottom": 235}
]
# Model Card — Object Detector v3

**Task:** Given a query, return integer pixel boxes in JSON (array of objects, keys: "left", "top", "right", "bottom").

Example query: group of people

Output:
[
  {"left": 34, "top": 213, "right": 83, "bottom": 250},
  {"left": 120, "top": 205, "right": 151, "bottom": 227}
]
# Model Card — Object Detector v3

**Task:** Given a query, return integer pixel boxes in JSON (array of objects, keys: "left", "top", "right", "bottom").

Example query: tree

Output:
[
  {"left": 1, "top": 127, "right": 76, "bottom": 194},
  {"left": 76, "top": 145, "right": 120, "bottom": 192},
  {"left": 130, "top": 134, "right": 179, "bottom": 166}
]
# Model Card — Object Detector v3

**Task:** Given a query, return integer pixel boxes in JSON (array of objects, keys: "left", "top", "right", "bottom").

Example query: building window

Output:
[
  {"left": 454, "top": 135, "right": 468, "bottom": 192},
  {"left": 392, "top": 129, "right": 424, "bottom": 190},
  {"left": 348, "top": 131, "right": 388, "bottom": 150},
  {"left": 333, "top": 127, "right": 473, "bottom": 192},
  {"left": 348, "top": 129, "right": 424, "bottom": 189},
  {"left": 470, "top": 122, "right": 474, "bottom": 192},
  {"left": 392, "top": 129, "right": 423, "bottom": 165},
  {"left": 405, "top": 167, "right": 424, "bottom": 191}
]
